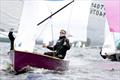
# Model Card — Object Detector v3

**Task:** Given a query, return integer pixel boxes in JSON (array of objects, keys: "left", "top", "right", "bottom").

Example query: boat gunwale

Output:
[{"left": 14, "top": 50, "right": 68, "bottom": 61}]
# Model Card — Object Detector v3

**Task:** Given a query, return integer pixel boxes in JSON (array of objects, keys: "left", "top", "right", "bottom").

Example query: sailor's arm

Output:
[{"left": 43, "top": 44, "right": 55, "bottom": 51}]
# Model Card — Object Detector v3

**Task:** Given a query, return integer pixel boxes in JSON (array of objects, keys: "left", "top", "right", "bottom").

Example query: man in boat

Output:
[
  {"left": 43, "top": 29, "right": 71, "bottom": 59},
  {"left": 8, "top": 28, "right": 15, "bottom": 50},
  {"left": 6, "top": 28, "right": 15, "bottom": 72}
]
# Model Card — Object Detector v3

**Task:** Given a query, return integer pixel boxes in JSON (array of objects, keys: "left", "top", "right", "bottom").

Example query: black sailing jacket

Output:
[
  {"left": 8, "top": 31, "right": 15, "bottom": 41},
  {"left": 8, "top": 31, "right": 15, "bottom": 50},
  {"left": 47, "top": 36, "right": 70, "bottom": 59}
]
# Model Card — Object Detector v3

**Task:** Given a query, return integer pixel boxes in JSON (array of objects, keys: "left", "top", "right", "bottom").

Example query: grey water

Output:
[{"left": 0, "top": 42, "right": 120, "bottom": 80}]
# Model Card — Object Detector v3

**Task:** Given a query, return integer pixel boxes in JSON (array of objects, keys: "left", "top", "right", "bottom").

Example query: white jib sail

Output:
[
  {"left": 14, "top": 1, "right": 50, "bottom": 52},
  {"left": 101, "top": 18, "right": 116, "bottom": 55}
]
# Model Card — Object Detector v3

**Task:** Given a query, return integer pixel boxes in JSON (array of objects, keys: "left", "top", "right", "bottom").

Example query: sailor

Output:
[
  {"left": 7, "top": 28, "right": 15, "bottom": 72},
  {"left": 8, "top": 28, "right": 15, "bottom": 50},
  {"left": 43, "top": 29, "right": 71, "bottom": 59}
]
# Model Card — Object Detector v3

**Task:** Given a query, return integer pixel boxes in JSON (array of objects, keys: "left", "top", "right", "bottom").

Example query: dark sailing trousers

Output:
[
  {"left": 44, "top": 52, "right": 56, "bottom": 57},
  {"left": 10, "top": 41, "right": 14, "bottom": 50}
]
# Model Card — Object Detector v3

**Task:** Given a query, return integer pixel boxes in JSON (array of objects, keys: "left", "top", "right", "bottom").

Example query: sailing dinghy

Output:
[
  {"left": 13, "top": 0, "right": 75, "bottom": 73},
  {"left": 14, "top": 50, "right": 69, "bottom": 72},
  {"left": 11, "top": 0, "right": 92, "bottom": 73}
]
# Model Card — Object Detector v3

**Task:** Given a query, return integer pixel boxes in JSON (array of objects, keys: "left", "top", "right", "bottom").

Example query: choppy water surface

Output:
[{"left": 0, "top": 42, "right": 120, "bottom": 80}]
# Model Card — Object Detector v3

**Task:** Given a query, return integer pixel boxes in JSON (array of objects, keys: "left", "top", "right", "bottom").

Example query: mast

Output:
[{"left": 37, "top": 0, "right": 74, "bottom": 26}]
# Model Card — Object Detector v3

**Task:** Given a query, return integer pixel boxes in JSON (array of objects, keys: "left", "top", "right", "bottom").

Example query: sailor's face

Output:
[{"left": 60, "top": 32, "right": 66, "bottom": 36}]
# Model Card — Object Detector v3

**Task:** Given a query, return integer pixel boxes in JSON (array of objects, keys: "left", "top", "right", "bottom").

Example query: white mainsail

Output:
[{"left": 68, "top": 0, "right": 91, "bottom": 42}]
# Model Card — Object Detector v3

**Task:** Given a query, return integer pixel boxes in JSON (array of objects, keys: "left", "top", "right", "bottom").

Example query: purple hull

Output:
[{"left": 14, "top": 51, "right": 69, "bottom": 72}]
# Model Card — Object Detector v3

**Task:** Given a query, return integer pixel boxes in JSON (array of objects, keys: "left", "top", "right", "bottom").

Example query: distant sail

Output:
[
  {"left": 101, "top": 18, "right": 116, "bottom": 55},
  {"left": 87, "top": 0, "right": 105, "bottom": 47},
  {"left": 104, "top": 0, "right": 120, "bottom": 32},
  {"left": 104, "top": 0, "right": 120, "bottom": 50},
  {"left": 102, "top": 0, "right": 120, "bottom": 55}
]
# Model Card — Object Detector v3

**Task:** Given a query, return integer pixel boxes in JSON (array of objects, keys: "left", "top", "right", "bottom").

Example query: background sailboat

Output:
[
  {"left": 101, "top": 0, "right": 120, "bottom": 61},
  {"left": 87, "top": 0, "right": 105, "bottom": 48}
]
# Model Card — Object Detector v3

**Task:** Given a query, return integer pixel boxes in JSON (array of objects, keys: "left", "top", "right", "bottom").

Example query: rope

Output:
[
  {"left": 45, "top": 2, "right": 54, "bottom": 42},
  {"left": 36, "top": 19, "right": 51, "bottom": 40}
]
